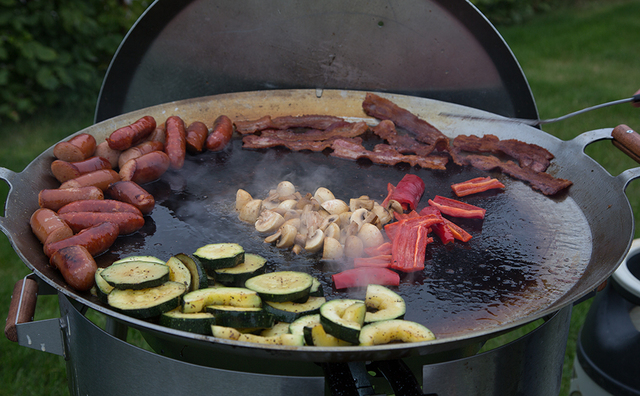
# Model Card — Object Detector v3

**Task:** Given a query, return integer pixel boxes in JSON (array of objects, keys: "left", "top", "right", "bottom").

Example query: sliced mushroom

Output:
[
  {"left": 313, "top": 187, "right": 335, "bottom": 204},
  {"left": 344, "top": 235, "right": 364, "bottom": 258},
  {"left": 276, "top": 181, "right": 296, "bottom": 197},
  {"left": 324, "top": 222, "right": 341, "bottom": 240},
  {"left": 278, "top": 199, "right": 298, "bottom": 211},
  {"left": 239, "top": 199, "right": 262, "bottom": 223},
  {"left": 264, "top": 230, "right": 281, "bottom": 244},
  {"left": 350, "top": 208, "right": 370, "bottom": 230},
  {"left": 255, "top": 210, "right": 285, "bottom": 233},
  {"left": 349, "top": 196, "right": 374, "bottom": 212},
  {"left": 372, "top": 203, "right": 393, "bottom": 226},
  {"left": 358, "top": 223, "right": 385, "bottom": 248},
  {"left": 321, "top": 199, "right": 350, "bottom": 215},
  {"left": 276, "top": 224, "right": 298, "bottom": 248},
  {"left": 322, "top": 236, "right": 344, "bottom": 260},
  {"left": 304, "top": 229, "right": 324, "bottom": 253},
  {"left": 235, "top": 189, "right": 253, "bottom": 211}
]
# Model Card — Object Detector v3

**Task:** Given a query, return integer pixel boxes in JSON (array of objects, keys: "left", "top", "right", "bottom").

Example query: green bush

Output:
[
  {"left": 0, "top": 0, "right": 148, "bottom": 122},
  {"left": 470, "top": 0, "right": 559, "bottom": 25}
]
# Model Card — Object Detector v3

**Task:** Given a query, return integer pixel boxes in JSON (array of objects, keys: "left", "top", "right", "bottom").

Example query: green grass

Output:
[{"left": 1, "top": 1, "right": 639, "bottom": 394}]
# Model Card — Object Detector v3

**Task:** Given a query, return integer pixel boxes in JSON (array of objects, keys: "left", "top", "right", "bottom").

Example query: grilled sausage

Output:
[
  {"left": 119, "top": 151, "right": 170, "bottom": 184},
  {"left": 94, "top": 141, "right": 122, "bottom": 169},
  {"left": 164, "top": 116, "right": 187, "bottom": 169},
  {"left": 107, "top": 116, "right": 156, "bottom": 151},
  {"left": 59, "top": 169, "right": 121, "bottom": 191},
  {"left": 49, "top": 245, "right": 97, "bottom": 291},
  {"left": 44, "top": 221, "right": 119, "bottom": 258},
  {"left": 58, "top": 199, "right": 142, "bottom": 216},
  {"left": 118, "top": 140, "right": 164, "bottom": 169},
  {"left": 206, "top": 115, "right": 233, "bottom": 151},
  {"left": 38, "top": 186, "right": 104, "bottom": 211},
  {"left": 106, "top": 180, "right": 155, "bottom": 215},
  {"left": 51, "top": 156, "right": 112, "bottom": 183},
  {"left": 30, "top": 208, "right": 74, "bottom": 245},
  {"left": 59, "top": 212, "right": 144, "bottom": 235},
  {"left": 185, "top": 121, "right": 208, "bottom": 153},
  {"left": 53, "top": 133, "right": 97, "bottom": 162}
]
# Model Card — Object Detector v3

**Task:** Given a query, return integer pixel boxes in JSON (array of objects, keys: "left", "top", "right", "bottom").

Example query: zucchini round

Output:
[
  {"left": 309, "top": 278, "right": 324, "bottom": 297},
  {"left": 319, "top": 299, "right": 366, "bottom": 344},
  {"left": 182, "top": 287, "right": 262, "bottom": 313},
  {"left": 112, "top": 255, "right": 166, "bottom": 265},
  {"left": 174, "top": 253, "right": 208, "bottom": 291},
  {"left": 303, "top": 324, "right": 351, "bottom": 347},
  {"left": 245, "top": 271, "right": 313, "bottom": 302},
  {"left": 206, "top": 306, "right": 274, "bottom": 329},
  {"left": 238, "top": 333, "right": 305, "bottom": 346},
  {"left": 159, "top": 309, "right": 216, "bottom": 335},
  {"left": 94, "top": 268, "right": 114, "bottom": 303},
  {"left": 358, "top": 319, "right": 436, "bottom": 346},
  {"left": 260, "top": 321, "right": 291, "bottom": 337},
  {"left": 263, "top": 296, "right": 326, "bottom": 323},
  {"left": 108, "top": 281, "right": 186, "bottom": 319},
  {"left": 194, "top": 243, "right": 245, "bottom": 270},
  {"left": 166, "top": 256, "right": 192, "bottom": 291},
  {"left": 364, "top": 284, "right": 406, "bottom": 323},
  {"left": 214, "top": 253, "right": 267, "bottom": 286},
  {"left": 289, "top": 314, "right": 321, "bottom": 339},
  {"left": 101, "top": 260, "right": 170, "bottom": 290}
]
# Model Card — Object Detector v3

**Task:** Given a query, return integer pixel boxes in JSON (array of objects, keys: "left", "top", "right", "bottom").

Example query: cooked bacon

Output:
[
  {"left": 362, "top": 93, "right": 449, "bottom": 154},
  {"left": 330, "top": 139, "right": 448, "bottom": 170},
  {"left": 372, "top": 120, "right": 434, "bottom": 156},
  {"left": 451, "top": 134, "right": 553, "bottom": 172},
  {"left": 234, "top": 114, "right": 344, "bottom": 134}
]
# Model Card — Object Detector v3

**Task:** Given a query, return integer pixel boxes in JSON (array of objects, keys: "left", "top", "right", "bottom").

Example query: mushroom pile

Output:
[{"left": 235, "top": 181, "right": 398, "bottom": 261}]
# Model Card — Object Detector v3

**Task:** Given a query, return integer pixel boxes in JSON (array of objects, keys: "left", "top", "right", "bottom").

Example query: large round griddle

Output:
[{"left": 0, "top": 90, "right": 636, "bottom": 363}]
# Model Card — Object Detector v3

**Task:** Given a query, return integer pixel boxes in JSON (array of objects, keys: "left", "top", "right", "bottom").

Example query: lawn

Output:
[{"left": 1, "top": 1, "right": 639, "bottom": 395}]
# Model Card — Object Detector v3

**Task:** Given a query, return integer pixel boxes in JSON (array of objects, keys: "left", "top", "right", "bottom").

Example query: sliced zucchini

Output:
[
  {"left": 159, "top": 308, "right": 215, "bottom": 335},
  {"left": 358, "top": 320, "right": 436, "bottom": 346},
  {"left": 364, "top": 284, "right": 406, "bottom": 323},
  {"left": 309, "top": 277, "right": 324, "bottom": 297},
  {"left": 166, "top": 256, "right": 192, "bottom": 291},
  {"left": 112, "top": 255, "right": 166, "bottom": 265},
  {"left": 94, "top": 268, "right": 114, "bottom": 303},
  {"left": 206, "top": 306, "right": 274, "bottom": 329},
  {"left": 101, "top": 260, "right": 170, "bottom": 290},
  {"left": 238, "top": 333, "right": 305, "bottom": 346},
  {"left": 303, "top": 324, "right": 351, "bottom": 347},
  {"left": 260, "top": 321, "right": 291, "bottom": 337},
  {"left": 174, "top": 253, "right": 208, "bottom": 291},
  {"left": 108, "top": 281, "right": 186, "bottom": 319},
  {"left": 263, "top": 296, "right": 326, "bottom": 323},
  {"left": 245, "top": 271, "right": 313, "bottom": 302},
  {"left": 194, "top": 243, "right": 245, "bottom": 271},
  {"left": 182, "top": 287, "right": 262, "bottom": 313},
  {"left": 289, "top": 314, "right": 321, "bottom": 339},
  {"left": 211, "top": 325, "right": 243, "bottom": 340},
  {"left": 319, "top": 299, "right": 366, "bottom": 344},
  {"left": 214, "top": 253, "right": 267, "bottom": 286}
]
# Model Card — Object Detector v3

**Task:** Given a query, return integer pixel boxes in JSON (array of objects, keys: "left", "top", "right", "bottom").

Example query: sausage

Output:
[
  {"left": 44, "top": 221, "right": 119, "bottom": 257},
  {"left": 59, "top": 212, "right": 144, "bottom": 235},
  {"left": 107, "top": 116, "right": 156, "bottom": 151},
  {"left": 38, "top": 186, "right": 104, "bottom": 211},
  {"left": 148, "top": 124, "right": 166, "bottom": 145},
  {"left": 51, "top": 156, "right": 112, "bottom": 183},
  {"left": 185, "top": 121, "right": 209, "bottom": 153},
  {"left": 206, "top": 115, "right": 234, "bottom": 152},
  {"left": 118, "top": 140, "right": 164, "bottom": 169},
  {"left": 94, "top": 141, "right": 122, "bottom": 169},
  {"left": 49, "top": 245, "right": 97, "bottom": 291},
  {"left": 53, "top": 133, "right": 96, "bottom": 162},
  {"left": 164, "top": 116, "right": 186, "bottom": 169},
  {"left": 29, "top": 208, "right": 73, "bottom": 245},
  {"left": 105, "top": 181, "right": 155, "bottom": 215},
  {"left": 59, "top": 169, "right": 121, "bottom": 191},
  {"left": 58, "top": 199, "right": 142, "bottom": 216},
  {"left": 119, "top": 151, "right": 170, "bottom": 184}
]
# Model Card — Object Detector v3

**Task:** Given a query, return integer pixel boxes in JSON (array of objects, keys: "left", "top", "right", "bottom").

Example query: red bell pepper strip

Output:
[
  {"left": 428, "top": 195, "right": 486, "bottom": 219},
  {"left": 443, "top": 218, "right": 473, "bottom": 242},
  {"left": 419, "top": 206, "right": 454, "bottom": 244},
  {"left": 364, "top": 242, "right": 393, "bottom": 257},
  {"left": 332, "top": 267, "right": 400, "bottom": 289},
  {"left": 451, "top": 177, "right": 505, "bottom": 197},
  {"left": 354, "top": 255, "right": 393, "bottom": 268},
  {"left": 390, "top": 215, "right": 442, "bottom": 272},
  {"left": 382, "top": 174, "right": 425, "bottom": 211}
]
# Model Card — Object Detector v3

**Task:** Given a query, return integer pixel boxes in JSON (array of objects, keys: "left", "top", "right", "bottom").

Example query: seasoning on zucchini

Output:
[
  {"left": 245, "top": 271, "right": 314, "bottom": 302},
  {"left": 174, "top": 253, "right": 208, "bottom": 291},
  {"left": 94, "top": 268, "right": 114, "bottom": 303},
  {"left": 303, "top": 324, "right": 351, "bottom": 347},
  {"left": 107, "top": 281, "right": 187, "bottom": 319},
  {"left": 112, "top": 255, "right": 166, "bottom": 265},
  {"left": 182, "top": 287, "right": 262, "bottom": 313},
  {"left": 166, "top": 256, "right": 192, "bottom": 291},
  {"left": 261, "top": 321, "right": 291, "bottom": 337},
  {"left": 159, "top": 308, "right": 216, "bottom": 335},
  {"left": 319, "top": 299, "right": 366, "bottom": 344},
  {"left": 358, "top": 319, "right": 436, "bottom": 346},
  {"left": 206, "top": 306, "right": 274, "bottom": 329},
  {"left": 263, "top": 296, "right": 326, "bottom": 323},
  {"left": 364, "top": 284, "right": 406, "bottom": 323},
  {"left": 101, "top": 260, "right": 170, "bottom": 290},
  {"left": 194, "top": 243, "right": 245, "bottom": 270},
  {"left": 211, "top": 325, "right": 304, "bottom": 345},
  {"left": 214, "top": 253, "right": 267, "bottom": 286}
]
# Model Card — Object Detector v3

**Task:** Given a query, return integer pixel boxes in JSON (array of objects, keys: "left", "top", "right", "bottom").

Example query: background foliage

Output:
[{"left": 0, "top": 0, "right": 149, "bottom": 122}]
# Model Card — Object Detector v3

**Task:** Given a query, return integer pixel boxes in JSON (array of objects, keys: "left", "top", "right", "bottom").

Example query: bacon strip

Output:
[
  {"left": 372, "top": 120, "right": 435, "bottom": 156},
  {"left": 362, "top": 93, "right": 449, "bottom": 154},
  {"left": 235, "top": 114, "right": 344, "bottom": 134},
  {"left": 330, "top": 139, "right": 448, "bottom": 170}
]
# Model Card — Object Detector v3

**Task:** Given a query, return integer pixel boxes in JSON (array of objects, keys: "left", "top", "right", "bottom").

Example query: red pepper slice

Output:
[
  {"left": 332, "top": 267, "right": 400, "bottom": 289},
  {"left": 419, "top": 206, "right": 454, "bottom": 244},
  {"left": 382, "top": 174, "right": 425, "bottom": 211},
  {"left": 451, "top": 177, "right": 505, "bottom": 197},
  {"left": 364, "top": 242, "right": 393, "bottom": 257},
  {"left": 428, "top": 195, "right": 486, "bottom": 219},
  {"left": 353, "top": 255, "right": 393, "bottom": 268},
  {"left": 443, "top": 218, "right": 473, "bottom": 242},
  {"left": 390, "top": 215, "right": 442, "bottom": 272}
]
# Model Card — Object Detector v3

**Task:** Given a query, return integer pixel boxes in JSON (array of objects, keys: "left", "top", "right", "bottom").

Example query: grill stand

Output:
[{"left": 11, "top": 273, "right": 570, "bottom": 396}]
